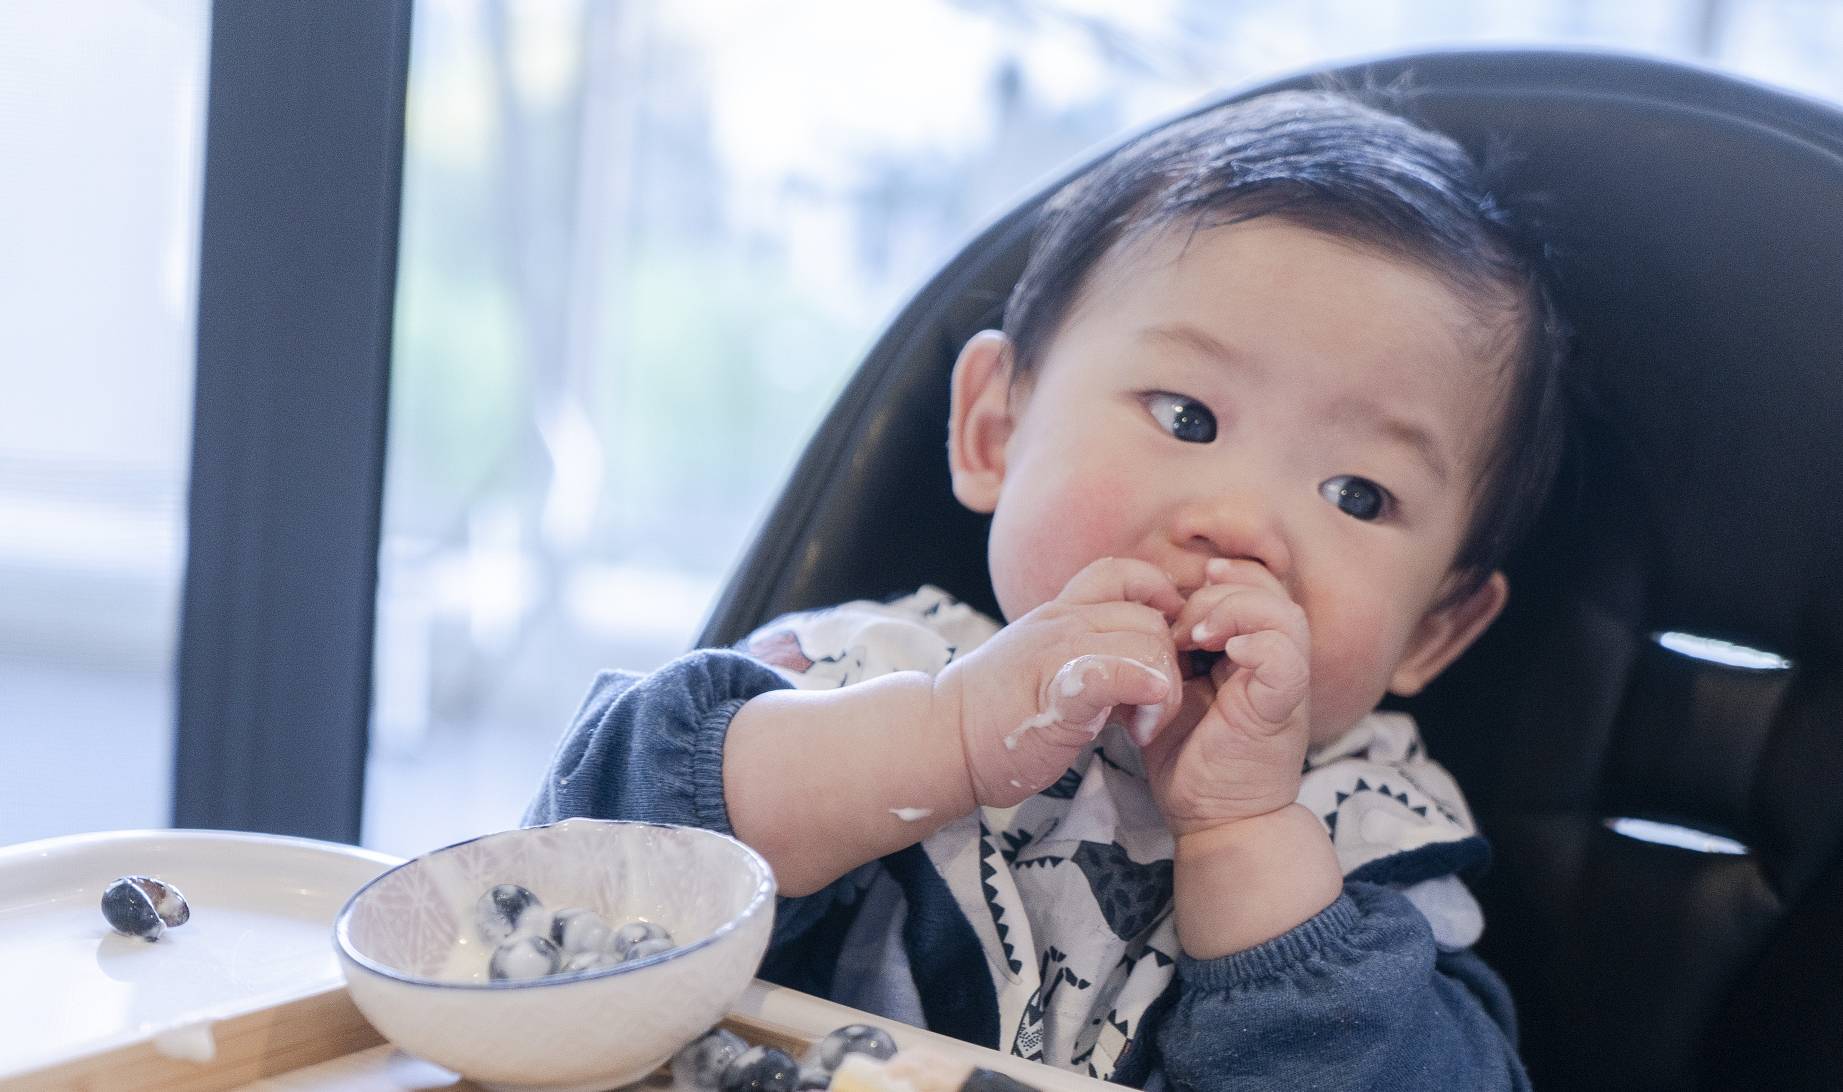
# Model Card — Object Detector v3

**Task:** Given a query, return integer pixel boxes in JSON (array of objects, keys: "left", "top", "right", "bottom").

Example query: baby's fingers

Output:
[
  {"left": 1205, "top": 556, "right": 1287, "bottom": 594},
  {"left": 1058, "top": 558, "right": 1185, "bottom": 619},
  {"left": 1222, "top": 631, "right": 1310, "bottom": 730},
  {"left": 1178, "top": 586, "right": 1307, "bottom": 652}
]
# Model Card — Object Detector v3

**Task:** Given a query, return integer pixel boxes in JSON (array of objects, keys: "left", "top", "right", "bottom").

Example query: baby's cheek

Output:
[
  {"left": 989, "top": 475, "right": 1141, "bottom": 618},
  {"left": 1302, "top": 597, "right": 1403, "bottom": 742}
]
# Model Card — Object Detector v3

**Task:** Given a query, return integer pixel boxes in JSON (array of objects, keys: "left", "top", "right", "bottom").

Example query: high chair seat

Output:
[{"left": 699, "top": 50, "right": 1843, "bottom": 1091}]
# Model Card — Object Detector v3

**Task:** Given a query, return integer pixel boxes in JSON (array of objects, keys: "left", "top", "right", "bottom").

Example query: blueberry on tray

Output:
[
  {"left": 810, "top": 1024, "right": 898, "bottom": 1071},
  {"left": 672, "top": 1027, "right": 748, "bottom": 1092},
  {"left": 721, "top": 1044, "right": 801, "bottom": 1092},
  {"left": 100, "top": 875, "right": 190, "bottom": 941}
]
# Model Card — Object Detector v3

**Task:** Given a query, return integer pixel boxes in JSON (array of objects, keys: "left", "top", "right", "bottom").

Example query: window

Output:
[{"left": 0, "top": 1, "right": 208, "bottom": 845}]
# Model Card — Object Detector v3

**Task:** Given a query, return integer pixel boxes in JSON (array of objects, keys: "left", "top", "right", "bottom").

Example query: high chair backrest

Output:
[{"left": 698, "top": 50, "right": 1843, "bottom": 1091}]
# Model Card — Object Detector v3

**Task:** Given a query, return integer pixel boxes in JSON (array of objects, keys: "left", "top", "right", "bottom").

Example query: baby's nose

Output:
[{"left": 1170, "top": 492, "right": 1292, "bottom": 581}]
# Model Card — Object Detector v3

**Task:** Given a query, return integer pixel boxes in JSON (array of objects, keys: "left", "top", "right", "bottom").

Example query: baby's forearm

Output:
[
  {"left": 1172, "top": 804, "right": 1342, "bottom": 958},
  {"left": 723, "top": 671, "right": 977, "bottom": 897}
]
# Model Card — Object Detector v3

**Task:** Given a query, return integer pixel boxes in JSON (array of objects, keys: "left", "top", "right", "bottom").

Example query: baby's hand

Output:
[
  {"left": 1144, "top": 557, "right": 1312, "bottom": 837},
  {"left": 933, "top": 558, "right": 1184, "bottom": 808}
]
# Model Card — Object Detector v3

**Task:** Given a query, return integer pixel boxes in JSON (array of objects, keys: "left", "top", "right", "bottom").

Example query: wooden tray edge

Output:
[
  {"left": 16, "top": 979, "right": 1117, "bottom": 1092},
  {"left": 7, "top": 984, "right": 383, "bottom": 1092}
]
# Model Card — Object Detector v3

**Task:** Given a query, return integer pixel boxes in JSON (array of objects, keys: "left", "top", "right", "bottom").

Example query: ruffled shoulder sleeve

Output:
[{"left": 735, "top": 585, "right": 1001, "bottom": 690}]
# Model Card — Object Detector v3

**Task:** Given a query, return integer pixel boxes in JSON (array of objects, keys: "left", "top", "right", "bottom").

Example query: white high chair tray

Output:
[{"left": 0, "top": 829, "right": 401, "bottom": 1083}]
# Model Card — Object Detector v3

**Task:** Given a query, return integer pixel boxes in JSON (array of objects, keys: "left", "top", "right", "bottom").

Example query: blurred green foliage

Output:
[
  {"left": 391, "top": 264, "right": 528, "bottom": 525},
  {"left": 599, "top": 241, "right": 864, "bottom": 565}
]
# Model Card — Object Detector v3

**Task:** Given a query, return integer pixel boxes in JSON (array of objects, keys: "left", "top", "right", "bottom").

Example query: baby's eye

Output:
[
  {"left": 1142, "top": 392, "right": 1216, "bottom": 443},
  {"left": 1319, "top": 475, "right": 1390, "bottom": 521}
]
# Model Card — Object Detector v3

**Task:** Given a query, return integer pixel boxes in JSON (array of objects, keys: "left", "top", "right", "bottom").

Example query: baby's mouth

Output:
[{"left": 1181, "top": 649, "right": 1225, "bottom": 680}]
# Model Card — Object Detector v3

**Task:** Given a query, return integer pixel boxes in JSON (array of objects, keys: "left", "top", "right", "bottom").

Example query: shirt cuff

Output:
[
  {"left": 1177, "top": 890, "right": 1362, "bottom": 990},
  {"left": 692, "top": 695, "right": 752, "bottom": 836}
]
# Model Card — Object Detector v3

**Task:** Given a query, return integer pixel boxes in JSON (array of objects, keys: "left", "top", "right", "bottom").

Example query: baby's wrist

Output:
[
  {"left": 724, "top": 671, "right": 977, "bottom": 896},
  {"left": 1174, "top": 803, "right": 1328, "bottom": 858},
  {"left": 1165, "top": 783, "right": 1305, "bottom": 841},
  {"left": 922, "top": 666, "right": 981, "bottom": 817},
  {"left": 1172, "top": 803, "right": 1341, "bottom": 958}
]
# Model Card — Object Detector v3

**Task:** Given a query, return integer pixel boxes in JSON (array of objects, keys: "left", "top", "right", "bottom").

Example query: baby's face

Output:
[{"left": 951, "top": 219, "right": 1511, "bottom": 744}]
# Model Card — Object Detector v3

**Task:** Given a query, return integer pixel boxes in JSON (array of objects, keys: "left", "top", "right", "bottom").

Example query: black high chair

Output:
[{"left": 696, "top": 50, "right": 1843, "bottom": 1091}]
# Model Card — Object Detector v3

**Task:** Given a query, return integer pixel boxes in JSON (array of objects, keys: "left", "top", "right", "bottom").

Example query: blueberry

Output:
[
  {"left": 488, "top": 934, "right": 560, "bottom": 980},
  {"left": 101, "top": 876, "right": 174, "bottom": 941},
  {"left": 140, "top": 877, "right": 190, "bottom": 927},
  {"left": 550, "top": 907, "right": 612, "bottom": 955},
  {"left": 622, "top": 935, "right": 677, "bottom": 962},
  {"left": 960, "top": 1068, "right": 1039, "bottom": 1092},
  {"left": 810, "top": 1024, "right": 898, "bottom": 1072},
  {"left": 609, "top": 919, "right": 672, "bottom": 959},
  {"left": 560, "top": 948, "right": 610, "bottom": 974},
  {"left": 476, "top": 884, "right": 546, "bottom": 944},
  {"left": 720, "top": 1044, "right": 800, "bottom": 1092},
  {"left": 671, "top": 1027, "right": 747, "bottom": 1092}
]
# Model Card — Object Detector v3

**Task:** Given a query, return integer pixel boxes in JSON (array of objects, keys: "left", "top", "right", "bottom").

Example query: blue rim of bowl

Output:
[{"left": 333, "top": 818, "right": 776, "bottom": 991}]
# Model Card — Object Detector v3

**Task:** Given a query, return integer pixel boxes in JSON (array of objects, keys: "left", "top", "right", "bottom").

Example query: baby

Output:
[{"left": 529, "top": 89, "right": 1567, "bottom": 1091}]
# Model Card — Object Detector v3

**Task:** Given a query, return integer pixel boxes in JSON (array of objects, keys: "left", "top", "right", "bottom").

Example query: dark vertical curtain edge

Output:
[{"left": 174, "top": 0, "right": 412, "bottom": 843}]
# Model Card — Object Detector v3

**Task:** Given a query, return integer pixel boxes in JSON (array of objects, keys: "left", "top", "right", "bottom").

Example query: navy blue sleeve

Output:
[
  {"left": 1153, "top": 882, "right": 1529, "bottom": 1092},
  {"left": 522, "top": 650, "right": 790, "bottom": 831},
  {"left": 522, "top": 650, "right": 853, "bottom": 949}
]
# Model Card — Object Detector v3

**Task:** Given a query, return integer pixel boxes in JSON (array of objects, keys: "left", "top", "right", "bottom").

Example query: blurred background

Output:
[{"left": 4, "top": 0, "right": 1841, "bottom": 857}]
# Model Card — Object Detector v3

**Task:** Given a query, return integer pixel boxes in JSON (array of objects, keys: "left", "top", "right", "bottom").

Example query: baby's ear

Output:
[
  {"left": 1388, "top": 571, "right": 1509, "bottom": 697},
  {"left": 947, "top": 330, "right": 1017, "bottom": 514}
]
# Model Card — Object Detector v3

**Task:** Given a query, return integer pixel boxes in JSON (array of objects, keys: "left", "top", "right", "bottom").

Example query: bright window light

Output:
[
  {"left": 1653, "top": 631, "right": 1792, "bottom": 672},
  {"left": 1605, "top": 817, "right": 1751, "bottom": 856}
]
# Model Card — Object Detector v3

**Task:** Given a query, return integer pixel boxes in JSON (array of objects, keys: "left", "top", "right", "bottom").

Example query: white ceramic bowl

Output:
[{"left": 334, "top": 819, "right": 775, "bottom": 1091}]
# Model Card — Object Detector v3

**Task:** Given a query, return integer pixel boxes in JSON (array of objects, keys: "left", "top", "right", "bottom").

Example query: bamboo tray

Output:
[
  {"left": 15, "top": 979, "right": 1118, "bottom": 1092},
  {"left": 2, "top": 829, "right": 1113, "bottom": 1092}
]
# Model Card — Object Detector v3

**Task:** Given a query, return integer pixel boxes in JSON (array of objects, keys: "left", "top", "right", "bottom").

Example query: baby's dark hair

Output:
[{"left": 1001, "top": 89, "right": 1570, "bottom": 603}]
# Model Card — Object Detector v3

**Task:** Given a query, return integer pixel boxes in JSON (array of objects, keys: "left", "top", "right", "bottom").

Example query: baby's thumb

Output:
[
  {"left": 1223, "top": 632, "right": 1309, "bottom": 731},
  {"left": 1009, "top": 655, "right": 1170, "bottom": 752}
]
